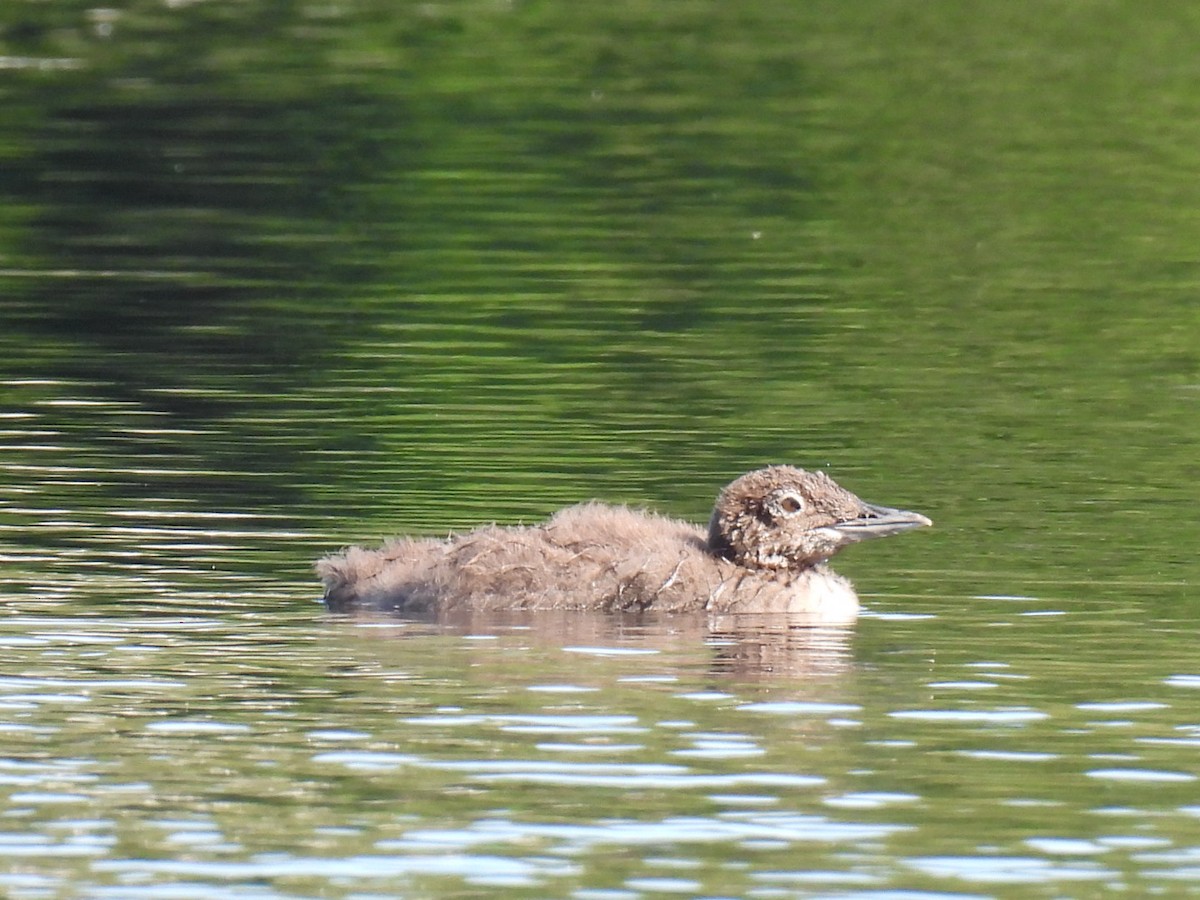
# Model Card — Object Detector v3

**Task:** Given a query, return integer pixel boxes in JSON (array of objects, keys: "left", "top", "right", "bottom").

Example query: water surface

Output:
[{"left": 2, "top": 1, "right": 1199, "bottom": 896}]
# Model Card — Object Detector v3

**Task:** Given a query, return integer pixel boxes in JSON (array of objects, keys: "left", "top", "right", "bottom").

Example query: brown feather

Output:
[{"left": 316, "top": 466, "right": 930, "bottom": 618}]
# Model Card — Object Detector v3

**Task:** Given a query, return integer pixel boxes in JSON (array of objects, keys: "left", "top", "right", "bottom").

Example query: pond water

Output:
[{"left": 2, "top": 1, "right": 1199, "bottom": 897}]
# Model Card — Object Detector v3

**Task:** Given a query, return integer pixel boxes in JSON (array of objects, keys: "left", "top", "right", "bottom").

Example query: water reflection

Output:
[
  {"left": 3, "top": 0, "right": 1200, "bottom": 897},
  {"left": 341, "top": 608, "right": 855, "bottom": 681},
  {"left": 905, "top": 855, "right": 1114, "bottom": 886},
  {"left": 1, "top": 595, "right": 1200, "bottom": 896}
]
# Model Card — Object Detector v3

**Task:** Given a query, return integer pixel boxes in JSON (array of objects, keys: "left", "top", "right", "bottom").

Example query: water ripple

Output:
[
  {"left": 889, "top": 708, "right": 1049, "bottom": 724},
  {"left": 393, "top": 811, "right": 907, "bottom": 852},
  {"left": 311, "top": 752, "right": 825, "bottom": 790},
  {"left": 905, "top": 854, "right": 1115, "bottom": 884}
]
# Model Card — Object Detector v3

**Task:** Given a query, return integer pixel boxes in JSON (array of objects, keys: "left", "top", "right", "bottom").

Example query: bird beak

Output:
[{"left": 832, "top": 502, "right": 933, "bottom": 542}]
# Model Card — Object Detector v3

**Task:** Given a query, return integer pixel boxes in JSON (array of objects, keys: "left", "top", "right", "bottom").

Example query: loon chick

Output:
[{"left": 316, "top": 465, "right": 931, "bottom": 617}]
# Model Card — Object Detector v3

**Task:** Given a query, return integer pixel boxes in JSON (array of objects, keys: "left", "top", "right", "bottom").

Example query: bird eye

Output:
[{"left": 772, "top": 491, "right": 805, "bottom": 516}]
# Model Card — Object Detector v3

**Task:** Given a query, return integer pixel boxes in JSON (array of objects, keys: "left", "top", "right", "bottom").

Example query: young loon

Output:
[{"left": 316, "top": 465, "right": 931, "bottom": 618}]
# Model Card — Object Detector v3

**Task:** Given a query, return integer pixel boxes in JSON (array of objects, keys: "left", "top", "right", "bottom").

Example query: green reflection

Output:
[{"left": 0, "top": 0, "right": 1197, "bottom": 597}]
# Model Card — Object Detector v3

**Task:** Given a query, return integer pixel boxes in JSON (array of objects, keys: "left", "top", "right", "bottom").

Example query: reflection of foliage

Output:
[
  {"left": 0, "top": 0, "right": 835, "bottom": 511},
  {"left": 1, "top": 0, "right": 824, "bottom": 365},
  {"left": 1, "top": 1, "right": 428, "bottom": 366},
  {"left": 0, "top": 2, "right": 443, "bottom": 507},
  {"left": 0, "top": 0, "right": 1193, "bottom": 590}
]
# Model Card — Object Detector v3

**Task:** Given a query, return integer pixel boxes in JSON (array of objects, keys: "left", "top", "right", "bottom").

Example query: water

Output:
[
  {"left": 5, "top": 603, "right": 1200, "bottom": 896},
  {"left": 2, "top": 0, "right": 1200, "bottom": 896}
]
